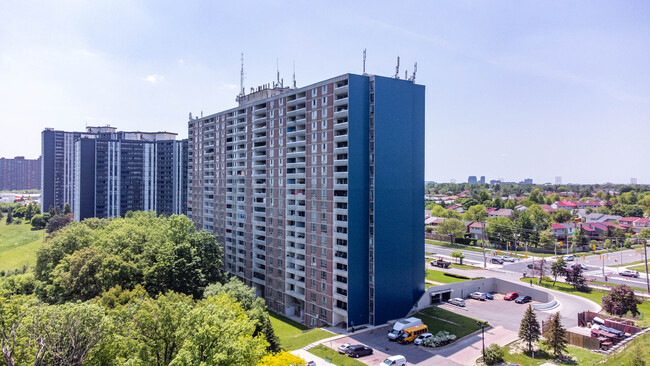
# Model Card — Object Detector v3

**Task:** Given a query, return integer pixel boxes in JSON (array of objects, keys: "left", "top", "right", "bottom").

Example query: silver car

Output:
[
  {"left": 470, "top": 291, "right": 487, "bottom": 301},
  {"left": 620, "top": 270, "right": 640, "bottom": 278},
  {"left": 414, "top": 332, "right": 433, "bottom": 345},
  {"left": 448, "top": 298, "right": 466, "bottom": 307}
]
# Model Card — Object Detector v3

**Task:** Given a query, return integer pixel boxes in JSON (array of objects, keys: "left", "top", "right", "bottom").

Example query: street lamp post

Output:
[{"left": 477, "top": 321, "right": 488, "bottom": 362}]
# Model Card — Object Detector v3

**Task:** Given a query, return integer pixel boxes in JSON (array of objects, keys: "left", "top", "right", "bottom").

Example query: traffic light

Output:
[
  {"left": 599, "top": 255, "right": 602, "bottom": 259},
  {"left": 508, "top": 241, "right": 511, "bottom": 248},
  {"left": 593, "top": 245, "right": 596, "bottom": 250},
  {"left": 559, "top": 241, "right": 563, "bottom": 247},
  {"left": 498, "top": 250, "right": 501, "bottom": 255},
  {"left": 583, "top": 255, "right": 586, "bottom": 260},
  {"left": 525, "top": 253, "right": 528, "bottom": 259}
]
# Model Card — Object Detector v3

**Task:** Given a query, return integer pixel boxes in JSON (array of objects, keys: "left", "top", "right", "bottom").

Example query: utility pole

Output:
[
  {"left": 482, "top": 222, "right": 487, "bottom": 269},
  {"left": 643, "top": 239, "right": 650, "bottom": 293}
]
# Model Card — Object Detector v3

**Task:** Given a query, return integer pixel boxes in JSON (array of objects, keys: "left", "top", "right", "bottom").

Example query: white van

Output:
[
  {"left": 379, "top": 355, "right": 407, "bottom": 366},
  {"left": 387, "top": 317, "right": 422, "bottom": 340}
]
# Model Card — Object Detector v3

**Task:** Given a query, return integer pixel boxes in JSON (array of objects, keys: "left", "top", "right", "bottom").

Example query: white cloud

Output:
[
  {"left": 140, "top": 74, "right": 164, "bottom": 84},
  {"left": 179, "top": 58, "right": 184, "bottom": 64}
]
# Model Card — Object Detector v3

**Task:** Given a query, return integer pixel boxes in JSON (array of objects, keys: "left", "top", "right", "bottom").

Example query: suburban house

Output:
[
  {"left": 447, "top": 204, "right": 464, "bottom": 213},
  {"left": 552, "top": 201, "right": 577, "bottom": 211},
  {"left": 633, "top": 218, "right": 650, "bottom": 228},
  {"left": 584, "top": 213, "right": 622, "bottom": 223},
  {"left": 468, "top": 222, "right": 486, "bottom": 239},
  {"left": 488, "top": 208, "right": 513, "bottom": 218},
  {"left": 619, "top": 217, "right": 641, "bottom": 226},
  {"left": 551, "top": 223, "right": 577, "bottom": 238},
  {"left": 576, "top": 201, "right": 603, "bottom": 209}
]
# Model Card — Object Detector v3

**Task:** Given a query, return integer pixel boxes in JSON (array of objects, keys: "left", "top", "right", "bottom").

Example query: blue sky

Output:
[{"left": 1, "top": 1, "right": 648, "bottom": 184}]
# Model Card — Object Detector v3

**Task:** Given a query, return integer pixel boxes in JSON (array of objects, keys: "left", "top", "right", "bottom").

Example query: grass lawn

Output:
[
  {"left": 602, "top": 332, "right": 650, "bottom": 365},
  {"left": 425, "top": 239, "right": 484, "bottom": 253},
  {"left": 503, "top": 342, "right": 603, "bottom": 365},
  {"left": 589, "top": 280, "right": 648, "bottom": 293},
  {"left": 425, "top": 269, "right": 471, "bottom": 284},
  {"left": 415, "top": 306, "right": 482, "bottom": 339},
  {"left": 520, "top": 278, "right": 650, "bottom": 327},
  {"left": 0, "top": 218, "right": 44, "bottom": 271},
  {"left": 622, "top": 259, "right": 649, "bottom": 266},
  {"left": 308, "top": 345, "right": 366, "bottom": 366},
  {"left": 628, "top": 264, "right": 648, "bottom": 273},
  {"left": 450, "top": 263, "right": 482, "bottom": 270},
  {"left": 268, "top": 311, "right": 333, "bottom": 351}
]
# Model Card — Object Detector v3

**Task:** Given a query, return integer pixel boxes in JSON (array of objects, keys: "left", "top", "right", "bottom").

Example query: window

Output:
[
  {"left": 311, "top": 121, "right": 317, "bottom": 130},
  {"left": 311, "top": 145, "right": 317, "bottom": 153},
  {"left": 321, "top": 131, "right": 327, "bottom": 139},
  {"left": 322, "top": 166, "right": 327, "bottom": 175},
  {"left": 322, "top": 96, "right": 328, "bottom": 104},
  {"left": 311, "top": 167, "right": 317, "bottom": 174},
  {"left": 311, "top": 88, "right": 318, "bottom": 97},
  {"left": 322, "top": 85, "right": 328, "bottom": 93},
  {"left": 322, "top": 108, "right": 328, "bottom": 117},
  {"left": 311, "top": 111, "right": 317, "bottom": 119},
  {"left": 279, "top": 118, "right": 284, "bottom": 125},
  {"left": 321, "top": 271, "right": 327, "bottom": 280},
  {"left": 321, "top": 155, "right": 327, "bottom": 164},
  {"left": 321, "top": 143, "right": 327, "bottom": 152},
  {"left": 312, "top": 133, "right": 317, "bottom": 142},
  {"left": 270, "top": 110, "right": 275, "bottom": 118},
  {"left": 279, "top": 109, "right": 284, "bottom": 116},
  {"left": 311, "top": 100, "right": 317, "bottom": 108},
  {"left": 311, "top": 156, "right": 317, "bottom": 164},
  {"left": 321, "top": 235, "right": 327, "bottom": 244},
  {"left": 310, "top": 268, "right": 316, "bottom": 277},
  {"left": 321, "top": 282, "right": 327, "bottom": 291},
  {"left": 279, "top": 98, "right": 284, "bottom": 106},
  {"left": 321, "top": 224, "right": 327, "bottom": 233}
]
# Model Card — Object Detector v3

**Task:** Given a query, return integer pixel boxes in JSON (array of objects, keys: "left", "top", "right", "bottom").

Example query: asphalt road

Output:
[{"left": 426, "top": 242, "right": 650, "bottom": 290}]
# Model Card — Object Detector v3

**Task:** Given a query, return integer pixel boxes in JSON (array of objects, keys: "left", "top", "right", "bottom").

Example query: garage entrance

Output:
[{"left": 430, "top": 290, "right": 451, "bottom": 304}]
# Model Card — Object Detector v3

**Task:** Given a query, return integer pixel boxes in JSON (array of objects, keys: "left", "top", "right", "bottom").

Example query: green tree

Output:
[
  {"left": 31, "top": 214, "right": 47, "bottom": 230},
  {"left": 257, "top": 351, "right": 304, "bottom": 366},
  {"left": 450, "top": 251, "right": 465, "bottom": 264},
  {"left": 538, "top": 229, "right": 556, "bottom": 250},
  {"left": 564, "top": 264, "right": 587, "bottom": 290},
  {"left": 542, "top": 312, "right": 567, "bottom": 357},
  {"left": 550, "top": 258, "right": 566, "bottom": 286},
  {"left": 478, "top": 190, "right": 492, "bottom": 203},
  {"left": 45, "top": 213, "right": 73, "bottom": 233},
  {"left": 436, "top": 219, "right": 466, "bottom": 243},
  {"left": 5, "top": 210, "right": 12, "bottom": 224},
  {"left": 430, "top": 205, "right": 446, "bottom": 217},
  {"left": 551, "top": 209, "right": 573, "bottom": 223},
  {"left": 63, "top": 203, "right": 72, "bottom": 215},
  {"left": 463, "top": 204, "right": 487, "bottom": 222},
  {"left": 602, "top": 285, "right": 641, "bottom": 317},
  {"left": 486, "top": 217, "right": 514, "bottom": 245},
  {"left": 170, "top": 293, "right": 268, "bottom": 366},
  {"left": 493, "top": 197, "right": 504, "bottom": 209},
  {"left": 518, "top": 305, "right": 541, "bottom": 352}
]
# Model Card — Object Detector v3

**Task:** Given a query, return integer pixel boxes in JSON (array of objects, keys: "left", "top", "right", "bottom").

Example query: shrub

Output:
[
  {"left": 422, "top": 331, "right": 457, "bottom": 348},
  {"left": 483, "top": 343, "right": 504, "bottom": 365},
  {"left": 444, "top": 273, "right": 470, "bottom": 280}
]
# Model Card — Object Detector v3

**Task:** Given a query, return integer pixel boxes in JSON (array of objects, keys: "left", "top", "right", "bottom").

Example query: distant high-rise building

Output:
[
  {"left": 522, "top": 178, "right": 533, "bottom": 185},
  {"left": 188, "top": 73, "right": 425, "bottom": 328},
  {"left": 555, "top": 176, "right": 562, "bottom": 185},
  {"left": 479, "top": 176, "right": 485, "bottom": 184},
  {"left": 468, "top": 176, "right": 477, "bottom": 184},
  {"left": 42, "top": 126, "right": 187, "bottom": 220},
  {"left": 0, "top": 156, "right": 41, "bottom": 191},
  {"left": 630, "top": 178, "right": 637, "bottom": 185}
]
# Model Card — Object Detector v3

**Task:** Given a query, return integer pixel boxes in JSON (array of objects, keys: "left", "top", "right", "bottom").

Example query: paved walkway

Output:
[{"left": 290, "top": 349, "right": 334, "bottom": 366}]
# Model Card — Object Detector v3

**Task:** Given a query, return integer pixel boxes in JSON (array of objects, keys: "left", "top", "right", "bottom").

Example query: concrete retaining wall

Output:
[{"left": 415, "top": 277, "right": 556, "bottom": 310}]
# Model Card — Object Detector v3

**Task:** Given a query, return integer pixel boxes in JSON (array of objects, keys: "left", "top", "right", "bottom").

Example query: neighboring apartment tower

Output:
[
  {"left": 0, "top": 156, "right": 42, "bottom": 191},
  {"left": 42, "top": 126, "right": 188, "bottom": 220},
  {"left": 188, "top": 73, "right": 424, "bottom": 328}
]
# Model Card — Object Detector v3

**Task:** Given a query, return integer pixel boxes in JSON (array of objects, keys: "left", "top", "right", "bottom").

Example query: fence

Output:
[
  {"left": 583, "top": 311, "right": 643, "bottom": 335},
  {"left": 542, "top": 319, "right": 601, "bottom": 350}
]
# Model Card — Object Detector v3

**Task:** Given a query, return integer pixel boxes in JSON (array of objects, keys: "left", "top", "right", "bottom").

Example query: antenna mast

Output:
[
  {"left": 410, "top": 62, "right": 417, "bottom": 82},
  {"left": 276, "top": 58, "right": 282, "bottom": 87},
  {"left": 363, "top": 49, "right": 366, "bottom": 74},
  {"left": 240, "top": 53, "right": 245, "bottom": 97},
  {"left": 394, "top": 56, "right": 400, "bottom": 79},
  {"left": 292, "top": 61, "right": 296, "bottom": 88}
]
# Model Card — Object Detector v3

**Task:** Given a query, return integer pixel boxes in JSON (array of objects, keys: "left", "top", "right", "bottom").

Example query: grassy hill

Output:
[{"left": 0, "top": 217, "right": 45, "bottom": 272}]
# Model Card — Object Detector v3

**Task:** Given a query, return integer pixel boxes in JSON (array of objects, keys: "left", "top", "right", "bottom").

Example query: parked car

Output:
[
  {"left": 502, "top": 256, "right": 516, "bottom": 262},
  {"left": 515, "top": 295, "right": 532, "bottom": 304},
  {"left": 387, "top": 317, "right": 423, "bottom": 341},
  {"left": 337, "top": 343, "right": 351, "bottom": 354},
  {"left": 579, "top": 263, "right": 589, "bottom": 270},
  {"left": 504, "top": 292, "right": 519, "bottom": 301},
  {"left": 379, "top": 355, "right": 407, "bottom": 366},
  {"left": 346, "top": 344, "right": 373, "bottom": 358},
  {"left": 481, "top": 292, "right": 494, "bottom": 300},
  {"left": 306, "top": 362, "right": 316, "bottom": 366},
  {"left": 448, "top": 298, "right": 466, "bottom": 307},
  {"left": 414, "top": 332, "right": 433, "bottom": 345},
  {"left": 491, "top": 257, "right": 504, "bottom": 264},
  {"left": 470, "top": 291, "right": 487, "bottom": 301},
  {"left": 620, "top": 270, "right": 640, "bottom": 278},
  {"left": 563, "top": 255, "right": 575, "bottom": 261}
]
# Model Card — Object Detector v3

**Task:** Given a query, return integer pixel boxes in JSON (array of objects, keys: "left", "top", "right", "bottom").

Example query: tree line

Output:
[{"left": 0, "top": 212, "right": 301, "bottom": 366}]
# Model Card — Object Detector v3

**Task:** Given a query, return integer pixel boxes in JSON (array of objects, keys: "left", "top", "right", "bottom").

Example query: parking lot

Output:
[
  {"left": 323, "top": 291, "right": 547, "bottom": 365},
  {"left": 439, "top": 293, "right": 543, "bottom": 332}
]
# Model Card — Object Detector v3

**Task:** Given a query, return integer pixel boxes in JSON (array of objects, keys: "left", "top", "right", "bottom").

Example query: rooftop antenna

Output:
[
  {"left": 405, "top": 70, "right": 408, "bottom": 79},
  {"left": 292, "top": 61, "right": 296, "bottom": 89},
  {"left": 275, "top": 58, "right": 282, "bottom": 88},
  {"left": 240, "top": 53, "right": 245, "bottom": 97},
  {"left": 363, "top": 49, "right": 366, "bottom": 74},
  {"left": 394, "top": 56, "right": 400, "bottom": 79},
  {"left": 410, "top": 62, "right": 418, "bottom": 82}
]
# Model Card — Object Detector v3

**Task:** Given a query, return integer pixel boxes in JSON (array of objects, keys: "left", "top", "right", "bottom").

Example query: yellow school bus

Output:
[{"left": 397, "top": 324, "right": 429, "bottom": 344}]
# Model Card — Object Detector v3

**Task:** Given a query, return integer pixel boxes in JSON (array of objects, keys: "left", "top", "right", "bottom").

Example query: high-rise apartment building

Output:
[
  {"left": 468, "top": 176, "right": 477, "bottom": 184},
  {"left": 0, "top": 156, "right": 41, "bottom": 191},
  {"left": 42, "top": 126, "right": 188, "bottom": 220},
  {"left": 188, "top": 73, "right": 424, "bottom": 328}
]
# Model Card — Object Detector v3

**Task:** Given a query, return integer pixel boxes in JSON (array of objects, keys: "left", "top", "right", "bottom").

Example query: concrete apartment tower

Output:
[
  {"left": 0, "top": 156, "right": 41, "bottom": 191},
  {"left": 42, "top": 126, "right": 188, "bottom": 220},
  {"left": 188, "top": 73, "right": 424, "bottom": 328}
]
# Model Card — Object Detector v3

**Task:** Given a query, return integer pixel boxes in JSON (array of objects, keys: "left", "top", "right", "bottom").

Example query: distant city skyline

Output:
[{"left": 1, "top": 1, "right": 649, "bottom": 184}]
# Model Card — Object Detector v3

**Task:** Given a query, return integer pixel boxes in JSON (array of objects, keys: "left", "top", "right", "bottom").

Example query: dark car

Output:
[
  {"left": 346, "top": 344, "right": 373, "bottom": 358},
  {"left": 491, "top": 257, "right": 504, "bottom": 264},
  {"left": 515, "top": 295, "right": 532, "bottom": 304}
]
